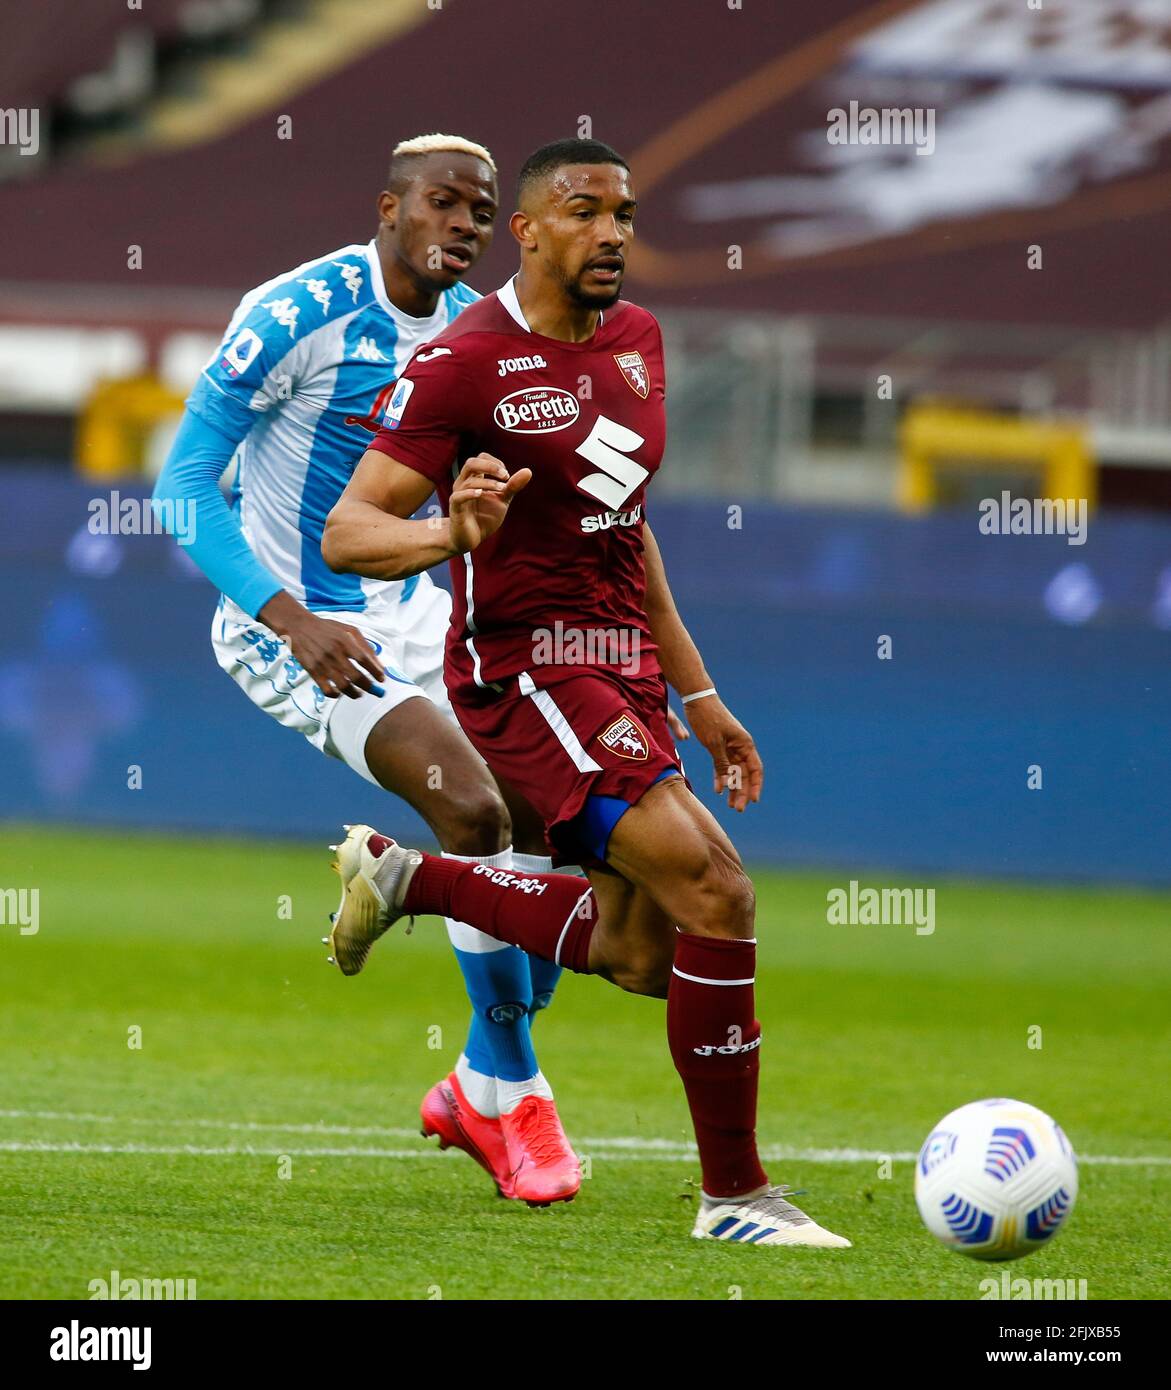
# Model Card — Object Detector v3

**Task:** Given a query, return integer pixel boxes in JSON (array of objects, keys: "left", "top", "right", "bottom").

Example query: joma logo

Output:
[{"left": 498, "top": 353, "right": 547, "bottom": 377}]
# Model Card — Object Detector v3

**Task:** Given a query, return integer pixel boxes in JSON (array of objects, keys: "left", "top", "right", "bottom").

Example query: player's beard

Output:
[{"left": 564, "top": 264, "right": 623, "bottom": 310}]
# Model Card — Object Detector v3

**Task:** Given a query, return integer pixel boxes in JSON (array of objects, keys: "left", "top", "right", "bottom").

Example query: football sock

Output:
[
  {"left": 454, "top": 1053, "right": 498, "bottom": 1118},
  {"left": 511, "top": 852, "right": 565, "bottom": 1015},
  {"left": 668, "top": 931, "right": 769, "bottom": 1198},
  {"left": 442, "top": 849, "right": 540, "bottom": 1096},
  {"left": 498, "top": 1073, "right": 554, "bottom": 1115},
  {"left": 401, "top": 850, "right": 596, "bottom": 974}
]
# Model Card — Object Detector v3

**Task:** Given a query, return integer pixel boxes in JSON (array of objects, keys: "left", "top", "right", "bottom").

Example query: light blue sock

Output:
[
  {"left": 528, "top": 955, "right": 563, "bottom": 1019},
  {"left": 512, "top": 852, "right": 566, "bottom": 1018},
  {"left": 453, "top": 944, "right": 538, "bottom": 1083}
]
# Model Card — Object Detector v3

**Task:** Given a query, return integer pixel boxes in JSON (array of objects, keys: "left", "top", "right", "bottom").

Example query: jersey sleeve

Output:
[
  {"left": 153, "top": 280, "right": 321, "bottom": 616},
  {"left": 152, "top": 407, "right": 284, "bottom": 619},
  {"left": 186, "top": 284, "right": 311, "bottom": 438},
  {"left": 367, "top": 345, "right": 474, "bottom": 487}
]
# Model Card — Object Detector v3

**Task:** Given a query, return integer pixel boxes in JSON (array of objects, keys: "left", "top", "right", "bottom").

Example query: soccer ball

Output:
[{"left": 914, "top": 1098, "right": 1078, "bottom": 1261}]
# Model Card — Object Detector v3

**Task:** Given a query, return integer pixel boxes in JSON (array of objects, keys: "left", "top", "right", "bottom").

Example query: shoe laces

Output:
[
  {"left": 512, "top": 1097, "right": 569, "bottom": 1167},
  {"left": 747, "top": 1184, "right": 812, "bottom": 1226}
]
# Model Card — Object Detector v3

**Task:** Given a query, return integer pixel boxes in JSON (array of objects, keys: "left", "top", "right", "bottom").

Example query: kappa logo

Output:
[
  {"left": 297, "top": 276, "right": 333, "bottom": 315},
  {"left": 598, "top": 714, "right": 649, "bottom": 761},
  {"left": 494, "top": 385, "right": 580, "bottom": 433},
  {"left": 614, "top": 350, "right": 649, "bottom": 399},
  {"left": 382, "top": 378, "right": 414, "bottom": 430},
  {"left": 331, "top": 260, "right": 363, "bottom": 302},
  {"left": 259, "top": 296, "right": 300, "bottom": 339},
  {"left": 352, "top": 335, "right": 387, "bottom": 363},
  {"left": 221, "top": 327, "right": 263, "bottom": 378}
]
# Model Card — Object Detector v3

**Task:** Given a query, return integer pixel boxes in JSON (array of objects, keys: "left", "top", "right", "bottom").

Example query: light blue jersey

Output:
[{"left": 155, "top": 240, "right": 478, "bottom": 618}]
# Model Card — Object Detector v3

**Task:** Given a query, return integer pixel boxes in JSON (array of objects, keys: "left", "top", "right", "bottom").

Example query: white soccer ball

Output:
[{"left": 914, "top": 1098, "right": 1078, "bottom": 1261}]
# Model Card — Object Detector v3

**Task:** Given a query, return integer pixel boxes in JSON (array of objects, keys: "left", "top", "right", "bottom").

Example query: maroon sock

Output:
[
  {"left": 668, "top": 932, "right": 769, "bottom": 1198},
  {"left": 396, "top": 847, "right": 596, "bottom": 973}
]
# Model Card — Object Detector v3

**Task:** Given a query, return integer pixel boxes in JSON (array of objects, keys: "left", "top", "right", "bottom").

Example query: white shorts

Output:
[{"left": 211, "top": 580, "right": 454, "bottom": 787}]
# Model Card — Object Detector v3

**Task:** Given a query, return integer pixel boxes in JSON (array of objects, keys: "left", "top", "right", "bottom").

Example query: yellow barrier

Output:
[
  {"left": 897, "top": 405, "right": 1096, "bottom": 514},
  {"left": 75, "top": 375, "right": 186, "bottom": 479}
]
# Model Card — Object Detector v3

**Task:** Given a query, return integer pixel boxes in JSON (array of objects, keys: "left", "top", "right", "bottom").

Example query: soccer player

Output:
[
  {"left": 321, "top": 138, "right": 852, "bottom": 1248},
  {"left": 151, "top": 135, "right": 581, "bottom": 1206}
]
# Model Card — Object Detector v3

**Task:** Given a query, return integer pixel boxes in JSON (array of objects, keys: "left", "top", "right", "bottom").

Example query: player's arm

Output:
[
  {"left": 322, "top": 449, "right": 529, "bottom": 580},
  {"left": 643, "top": 522, "right": 763, "bottom": 812},
  {"left": 152, "top": 323, "right": 384, "bottom": 699},
  {"left": 323, "top": 346, "right": 530, "bottom": 579}
]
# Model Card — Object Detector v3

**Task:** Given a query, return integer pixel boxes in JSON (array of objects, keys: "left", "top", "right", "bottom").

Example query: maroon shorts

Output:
[{"left": 450, "top": 667, "right": 683, "bottom": 863}]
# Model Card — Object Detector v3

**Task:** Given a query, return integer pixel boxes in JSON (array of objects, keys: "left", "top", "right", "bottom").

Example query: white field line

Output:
[{"left": 0, "top": 1110, "right": 1167, "bottom": 1166}]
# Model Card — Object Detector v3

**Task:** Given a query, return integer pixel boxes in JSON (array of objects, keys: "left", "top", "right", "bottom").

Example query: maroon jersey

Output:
[{"left": 369, "top": 278, "right": 667, "bottom": 698}]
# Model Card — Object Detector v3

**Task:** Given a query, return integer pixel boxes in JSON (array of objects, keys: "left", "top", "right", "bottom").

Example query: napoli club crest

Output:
[
  {"left": 598, "top": 714, "right": 649, "bottom": 761},
  {"left": 614, "top": 351, "right": 649, "bottom": 399}
]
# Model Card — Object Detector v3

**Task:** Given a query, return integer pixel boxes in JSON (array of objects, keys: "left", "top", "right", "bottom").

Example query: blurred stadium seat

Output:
[{"left": 2, "top": 0, "right": 1169, "bottom": 882}]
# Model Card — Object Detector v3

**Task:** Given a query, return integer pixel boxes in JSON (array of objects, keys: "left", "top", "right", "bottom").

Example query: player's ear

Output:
[
  {"left": 377, "top": 189, "right": 400, "bottom": 231},
  {"left": 509, "top": 208, "right": 536, "bottom": 251}
]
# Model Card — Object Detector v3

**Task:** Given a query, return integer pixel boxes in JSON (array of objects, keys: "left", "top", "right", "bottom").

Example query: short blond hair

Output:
[{"left": 391, "top": 133, "right": 496, "bottom": 173}]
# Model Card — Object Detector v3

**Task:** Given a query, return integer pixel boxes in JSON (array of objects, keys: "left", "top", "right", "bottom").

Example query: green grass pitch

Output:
[{"left": 1, "top": 825, "right": 1168, "bottom": 1300}]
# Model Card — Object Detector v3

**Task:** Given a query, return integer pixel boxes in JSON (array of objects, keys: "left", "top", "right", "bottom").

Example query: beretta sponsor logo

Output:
[{"left": 493, "top": 386, "right": 580, "bottom": 434}]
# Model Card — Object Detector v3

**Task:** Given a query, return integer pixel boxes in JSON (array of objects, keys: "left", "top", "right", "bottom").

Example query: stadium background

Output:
[
  {"left": 3, "top": 0, "right": 1169, "bottom": 883},
  {"left": 1, "top": 0, "right": 1169, "bottom": 1305}
]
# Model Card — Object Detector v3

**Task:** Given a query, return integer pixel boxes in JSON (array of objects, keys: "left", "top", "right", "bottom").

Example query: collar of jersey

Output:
[
  {"left": 498, "top": 274, "right": 603, "bottom": 342},
  {"left": 365, "top": 239, "right": 450, "bottom": 331}
]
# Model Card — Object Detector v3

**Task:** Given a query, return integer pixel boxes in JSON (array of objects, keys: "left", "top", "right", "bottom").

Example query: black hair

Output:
[{"left": 517, "top": 138, "right": 629, "bottom": 202}]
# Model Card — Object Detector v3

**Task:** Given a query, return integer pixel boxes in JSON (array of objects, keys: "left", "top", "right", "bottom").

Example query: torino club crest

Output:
[
  {"left": 614, "top": 351, "right": 649, "bottom": 398},
  {"left": 598, "top": 714, "right": 649, "bottom": 761}
]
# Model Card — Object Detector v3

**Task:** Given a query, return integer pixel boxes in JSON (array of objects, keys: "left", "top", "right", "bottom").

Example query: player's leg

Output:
[
  {"left": 337, "top": 661, "right": 848, "bottom": 1243},
  {"left": 485, "top": 773, "right": 575, "bottom": 1196},
  {"left": 332, "top": 692, "right": 578, "bottom": 1203},
  {"left": 211, "top": 597, "right": 570, "bottom": 1199},
  {"left": 350, "top": 777, "right": 847, "bottom": 1244},
  {"left": 495, "top": 772, "right": 565, "bottom": 1022},
  {"left": 598, "top": 781, "right": 849, "bottom": 1246},
  {"left": 361, "top": 586, "right": 566, "bottom": 1118}
]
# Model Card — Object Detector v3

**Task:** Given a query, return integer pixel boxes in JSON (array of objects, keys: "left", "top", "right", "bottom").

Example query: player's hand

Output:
[
  {"left": 449, "top": 453, "right": 532, "bottom": 553},
  {"left": 685, "top": 696, "right": 763, "bottom": 812},
  {"left": 666, "top": 706, "right": 690, "bottom": 742},
  {"left": 262, "top": 599, "right": 387, "bottom": 701}
]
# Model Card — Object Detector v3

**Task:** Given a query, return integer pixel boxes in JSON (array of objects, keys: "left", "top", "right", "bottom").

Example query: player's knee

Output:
[
  {"left": 684, "top": 855, "right": 756, "bottom": 939},
  {"left": 434, "top": 786, "right": 512, "bottom": 857}
]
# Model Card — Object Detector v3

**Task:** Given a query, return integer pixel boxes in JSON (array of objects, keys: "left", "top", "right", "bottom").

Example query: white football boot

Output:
[
  {"left": 325, "top": 824, "right": 422, "bottom": 976},
  {"left": 692, "top": 1184, "right": 852, "bottom": 1248}
]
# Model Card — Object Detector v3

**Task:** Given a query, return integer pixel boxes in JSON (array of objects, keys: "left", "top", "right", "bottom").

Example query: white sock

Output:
[
  {"left": 511, "top": 851, "right": 554, "bottom": 875},
  {"left": 702, "top": 1183, "right": 769, "bottom": 1208},
  {"left": 455, "top": 1053, "right": 499, "bottom": 1118},
  {"left": 442, "top": 846, "right": 513, "bottom": 955},
  {"left": 498, "top": 1072, "right": 554, "bottom": 1114}
]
